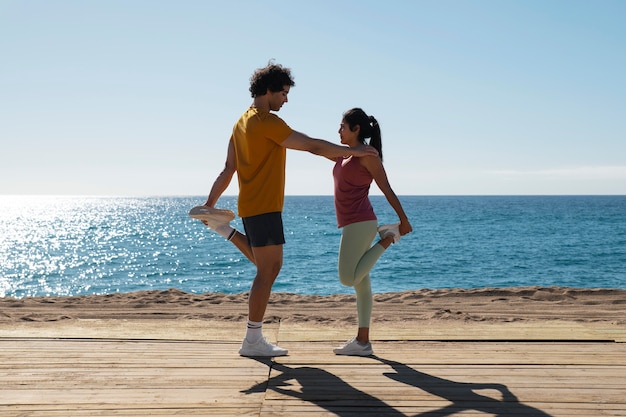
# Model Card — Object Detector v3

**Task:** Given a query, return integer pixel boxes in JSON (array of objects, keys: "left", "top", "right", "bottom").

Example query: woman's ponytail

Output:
[{"left": 368, "top": 115, "right": 383, "bottom": 162}]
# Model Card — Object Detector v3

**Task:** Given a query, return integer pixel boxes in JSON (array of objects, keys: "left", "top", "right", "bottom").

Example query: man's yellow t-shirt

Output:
[{"left": 232, "top": 107, "right": 293, "bottom": 218}]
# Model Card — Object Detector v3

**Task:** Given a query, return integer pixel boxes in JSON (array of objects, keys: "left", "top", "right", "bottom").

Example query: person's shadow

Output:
[
  {"left": 241, "top": 356, "right": 553, "bottom": 417},
  {"left": 374, "top": 355, "right": 552, "bottom": 416},
  {"left": 241, "top": 357, "right": 405, "bottom": 416}
]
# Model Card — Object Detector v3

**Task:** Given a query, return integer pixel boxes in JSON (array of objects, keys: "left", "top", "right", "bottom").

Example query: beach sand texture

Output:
[
  {"left": 2, "top": 286, "right": 624, "bottom": 325},
  {"left": 1, "top": 287, "right": 625, "bottom": 415}
]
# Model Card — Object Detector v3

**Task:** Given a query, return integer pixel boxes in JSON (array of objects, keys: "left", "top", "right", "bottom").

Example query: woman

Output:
[{"left": 331, "top": 108, "right": 413, "bottom": 356}]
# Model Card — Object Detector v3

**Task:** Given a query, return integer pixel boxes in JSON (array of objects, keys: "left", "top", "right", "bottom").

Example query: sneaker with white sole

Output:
[
  {"left": 333, "top": 337, "right": 373, "bottom": 356},
  {"left": 189, "top": 206, "right": 235, "bottom": 230},
  {"left": 239, "top": 337, "right": 288, "bottom": 357},
  {"left": 377, "top": 222, "right": 401, "bottom": 243}
]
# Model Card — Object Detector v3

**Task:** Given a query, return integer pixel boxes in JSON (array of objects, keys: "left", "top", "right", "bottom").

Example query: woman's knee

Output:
[{"left": 338, "top": 270, "right": 356, "bottom": 287}]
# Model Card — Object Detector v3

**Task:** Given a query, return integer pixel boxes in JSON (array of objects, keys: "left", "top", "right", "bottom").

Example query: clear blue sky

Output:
[{"left": 1, "top": 0, "right": 625, "bottom": 196}]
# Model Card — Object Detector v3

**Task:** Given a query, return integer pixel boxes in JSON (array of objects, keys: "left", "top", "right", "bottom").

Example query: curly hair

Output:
[{"left": 249, "top": 62, "right": 295, "bottom": 98}]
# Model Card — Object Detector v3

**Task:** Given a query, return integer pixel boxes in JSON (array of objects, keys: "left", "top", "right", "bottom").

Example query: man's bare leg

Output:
[
  {"left": 247, "top": 244, "right": 283, "bottom": 322},
  {"left": 229, "top": 231, "right": 255, "bottom": 264},
  {"left": 238, "top": 244, "right": 287, "bottom": 356}
]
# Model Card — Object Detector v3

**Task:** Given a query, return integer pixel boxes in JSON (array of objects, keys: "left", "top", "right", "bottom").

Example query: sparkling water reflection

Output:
[{"left": 1, "top": 195, "right": 625, "bottom": 298}]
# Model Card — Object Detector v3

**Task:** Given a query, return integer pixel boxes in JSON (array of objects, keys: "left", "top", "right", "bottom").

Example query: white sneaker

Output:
[
  {"left": 189, "top": 206, "right": 235, "bottom": 230},
  {"left": 239, "top": 337, "right": 288, "bottom": 357},
  {"left": 333, "top": 337, "right": 373, "bottom": 356},
  {"left": 378, "top": 222, "right": 401, "bottom": 243}
]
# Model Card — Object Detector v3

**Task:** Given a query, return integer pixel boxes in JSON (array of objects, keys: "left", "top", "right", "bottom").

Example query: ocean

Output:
[{"left": 1, "top": 195, "right": 624, "bottom": 298}]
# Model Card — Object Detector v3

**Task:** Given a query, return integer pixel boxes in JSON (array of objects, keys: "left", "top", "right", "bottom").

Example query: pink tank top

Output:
[{"left": 333, "top": 156, "right": 377, "bottom": 228}]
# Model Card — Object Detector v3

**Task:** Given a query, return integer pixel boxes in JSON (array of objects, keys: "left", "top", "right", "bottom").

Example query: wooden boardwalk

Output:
[{"left": 1, "top": 320, "right": 625, "bottom": 416}]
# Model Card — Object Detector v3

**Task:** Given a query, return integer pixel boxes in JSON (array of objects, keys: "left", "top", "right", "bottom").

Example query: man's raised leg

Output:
[{"left": 229, "top": 231, "right": 255, "bottom": 264}]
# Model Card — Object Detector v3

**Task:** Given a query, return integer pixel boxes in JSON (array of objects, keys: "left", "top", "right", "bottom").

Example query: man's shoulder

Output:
[
  {"left": 248, "top": 107, "right": 284, "bottom": 121},
  {"left": 245, "top": 108, "right": 289, "bottom": 128}
]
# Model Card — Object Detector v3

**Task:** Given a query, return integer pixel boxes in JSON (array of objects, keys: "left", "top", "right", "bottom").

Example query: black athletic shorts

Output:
[{"left": 242, "top": 212, "right": 285, "bottom": 247}]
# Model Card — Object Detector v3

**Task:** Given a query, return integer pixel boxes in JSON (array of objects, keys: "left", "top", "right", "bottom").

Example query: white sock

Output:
[
  {"left": 245, "top": 320, "right": 263, "bottom": 343},
  {"left": 215, "top": 224, "right": 235, "bottom": 240}
]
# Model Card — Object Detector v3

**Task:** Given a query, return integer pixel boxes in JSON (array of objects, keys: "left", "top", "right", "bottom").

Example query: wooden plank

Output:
[
  {"left": 274, "top": 341, "right": 626, "bottom": 367},
  {"left": 591, "top": 327, "right": 626, "bottom": 342},
  {"left": 2, "top": 408, "right": 259, "bottom": 417},
  {"left": 1, "top": 318, "right": 625, "bottom": 417},
  {"left": 279, "top": 320, "right": 620, "bottom": 342},
  {"left": 259, "top": 402, "right": 626, "bottom": 417},
  {"left": 0, "top": 338, "right": 268, "bottom": 416},
  {"left": 264, "top": 340, "right": 626, "bottom": 417},
  {"left": 0, "top": 319, "right": 259, "bottom": 341}
]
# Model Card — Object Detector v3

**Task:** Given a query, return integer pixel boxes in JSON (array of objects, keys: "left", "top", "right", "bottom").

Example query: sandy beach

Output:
[{"left": 2, "top": 286, "right": 624, "bottom": 325}]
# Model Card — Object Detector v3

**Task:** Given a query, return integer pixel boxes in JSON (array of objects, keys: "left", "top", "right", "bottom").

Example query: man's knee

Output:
[
  {"left": 257, "top": 258, "right": 283, "bottom": 281},
  {"left": 261, "top": 264, "right": 282, "bottom": 281},
  {"left": 251, "top": 263, "right": 282, "bottom": 294},
  {"left": 252, "top": 245, "right": 283, "bottom": 278}
]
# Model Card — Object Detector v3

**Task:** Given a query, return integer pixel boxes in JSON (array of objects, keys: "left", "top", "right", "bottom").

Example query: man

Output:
[{"left": 195, "top": 62, "right": 378, "bottom": 357}]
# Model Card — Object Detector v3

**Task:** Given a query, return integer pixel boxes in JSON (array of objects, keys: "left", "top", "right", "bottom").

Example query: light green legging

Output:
[{"left": 338, "top": 220, "right": 386, "bottom": 328}]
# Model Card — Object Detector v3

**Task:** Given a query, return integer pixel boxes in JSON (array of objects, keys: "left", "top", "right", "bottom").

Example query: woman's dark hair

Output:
[
  {"left": 249, "top": 62, "right": 295, "bottom": 98},
  {"left": 342, "top": 108, "right": 383, "bottom": 161}
]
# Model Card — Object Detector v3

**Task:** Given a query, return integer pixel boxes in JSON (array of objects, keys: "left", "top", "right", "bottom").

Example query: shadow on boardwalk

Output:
[
  {"left": 374, "top": 356, "right": 552, "bottom": 417},
  {"left": 242, "top": 356, "right": 552, "bottom": 417}
]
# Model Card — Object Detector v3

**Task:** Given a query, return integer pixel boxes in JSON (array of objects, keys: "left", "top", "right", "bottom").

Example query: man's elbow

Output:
[
  {"left": 306, "top": 140, "right": 325, "bottom": 155},
  {"left": 221, "top": 163, "right": 237, "bottom": 177}
]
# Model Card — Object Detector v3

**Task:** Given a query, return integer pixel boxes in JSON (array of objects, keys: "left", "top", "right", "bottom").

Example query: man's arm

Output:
[
  {"left": 204, "top": 140, "right": 236, "bottom": 207},
  {"left": 281, "top": 130, "right": 378, "bottom": 159}
]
